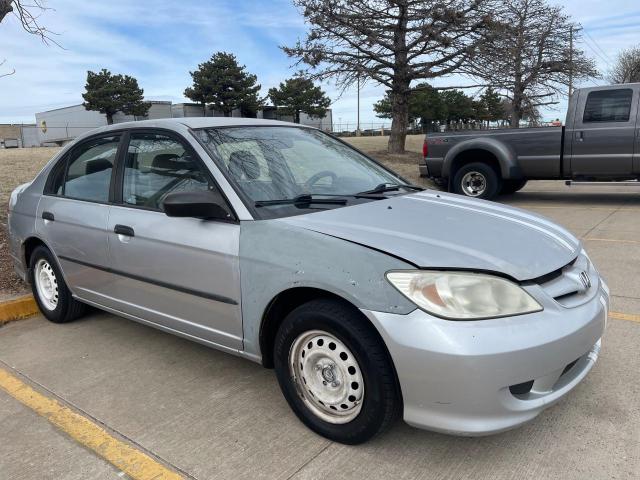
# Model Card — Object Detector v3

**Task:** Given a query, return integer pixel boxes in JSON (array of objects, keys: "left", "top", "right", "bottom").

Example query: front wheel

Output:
[
  {"left": 452, "top": 162, "right": 502, "bottom": 200},
  {"left": 273, "top": 299, "right": 401, "bottom": 444}
]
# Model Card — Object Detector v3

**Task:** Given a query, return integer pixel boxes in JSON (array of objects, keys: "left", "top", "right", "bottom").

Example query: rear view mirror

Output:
[{"left": 162, "top": 190, "right": 233, "bottom": 221}]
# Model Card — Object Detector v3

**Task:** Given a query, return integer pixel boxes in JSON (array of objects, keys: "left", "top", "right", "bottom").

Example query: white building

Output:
[
  {"left": 34, "top": 102, "right": 333, "bottom": 146},
  {"left": 35, "top": 101, "right": 173, "bottom": 145}
]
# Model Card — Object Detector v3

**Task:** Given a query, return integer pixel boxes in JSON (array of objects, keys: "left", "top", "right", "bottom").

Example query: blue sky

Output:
[{"left": 0, "top": 0, "right": 639, "bottom": 126}]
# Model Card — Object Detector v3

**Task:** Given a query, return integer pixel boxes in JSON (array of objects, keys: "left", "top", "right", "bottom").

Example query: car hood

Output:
[{"left": 280, "top": 190, "right": 580, "bottom": 281}]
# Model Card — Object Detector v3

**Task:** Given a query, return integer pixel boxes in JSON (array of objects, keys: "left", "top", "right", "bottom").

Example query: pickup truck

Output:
[{"left": 421, "top": 84, "right": 640, "bottom": 199}]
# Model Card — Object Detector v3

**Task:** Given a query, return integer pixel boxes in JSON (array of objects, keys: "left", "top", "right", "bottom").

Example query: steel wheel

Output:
[
  {"left": 289, "top": 330, "right": 364, "bottom": 424},
  {"left": 34, "top": 258, "right": 59, "bottom": 311},
  {"left": 460, "top": 171, "right": 487, "bottom": 197}
]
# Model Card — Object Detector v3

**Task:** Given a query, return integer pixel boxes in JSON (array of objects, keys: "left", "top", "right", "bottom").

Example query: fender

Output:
[{"left": 442, "top": 137, "right": 523, "bottom": 179}]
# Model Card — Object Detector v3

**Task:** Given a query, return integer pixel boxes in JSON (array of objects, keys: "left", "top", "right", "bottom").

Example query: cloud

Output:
[{"left": 0, "top": 0, "right": 638, "bottom": 125}]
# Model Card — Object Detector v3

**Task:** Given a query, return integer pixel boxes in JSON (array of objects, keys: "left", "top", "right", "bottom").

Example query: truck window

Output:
[{"left": 583, "top": 89, "right": 633, "bottom": 123}]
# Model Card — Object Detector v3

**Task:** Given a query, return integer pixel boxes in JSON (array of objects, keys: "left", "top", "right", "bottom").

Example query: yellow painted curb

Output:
[
  {"left": 0, "top": 367, "right": 184, "bottom": 480},
  {"left": 0, "top": 295, "right": 39, "bottom": 325},
  {"left": 609, "top": 311, "right": 640, "bottom": 323}
]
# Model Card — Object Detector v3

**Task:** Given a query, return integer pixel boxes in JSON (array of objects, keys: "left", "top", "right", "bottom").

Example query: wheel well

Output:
[
  {"left": 259, "top": 288, "right": 366, "bottom": 368},
  {"left": 450, "top": 149, "right": 501, "bottom": 178},
  {"left": 23, "top": 237, "right": 46, "bottom": 271}
]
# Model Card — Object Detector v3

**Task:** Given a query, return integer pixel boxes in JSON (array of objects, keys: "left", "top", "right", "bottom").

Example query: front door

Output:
[
  {"left": 36, "top": 134, "right": 122, "bottom": 305},
  {"left": 104, "top": 130, "right": 243, "bottom": 350},
  {"left": 570, "top": 87, "right": 638, "bottom": 177}
]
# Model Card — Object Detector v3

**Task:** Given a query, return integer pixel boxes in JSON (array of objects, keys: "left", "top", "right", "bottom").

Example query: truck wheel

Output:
[
  {"left": 273, "top": 298, "right": 401, "bottom": 444},
  {"left": 453, "top": 163, "right": 502, "bottom": 200},
  {"left": 501, "top": 179, "right": 528, "bottom": 195},
  {"left": 29, "top": 246, "right": 86, "bottom": 323}
]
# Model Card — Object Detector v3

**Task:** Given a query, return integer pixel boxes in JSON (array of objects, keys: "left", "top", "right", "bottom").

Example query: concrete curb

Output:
[{"left": 0, "top": 295, "right": 39, "bottom": 326}]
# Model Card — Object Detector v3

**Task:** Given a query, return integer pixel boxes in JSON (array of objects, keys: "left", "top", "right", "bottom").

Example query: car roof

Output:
[{"left": 85, "top": 117, "right": 306, "bottom": 136}]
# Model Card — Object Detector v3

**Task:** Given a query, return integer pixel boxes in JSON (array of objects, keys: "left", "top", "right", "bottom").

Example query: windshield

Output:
[{"left": 194, "top": 126, "right": 406, "bottom": 217}]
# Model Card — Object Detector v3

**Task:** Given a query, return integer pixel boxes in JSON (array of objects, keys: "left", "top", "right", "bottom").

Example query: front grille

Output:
[{"left": 535, "top": 253, "right": 596, "bottom": 307}]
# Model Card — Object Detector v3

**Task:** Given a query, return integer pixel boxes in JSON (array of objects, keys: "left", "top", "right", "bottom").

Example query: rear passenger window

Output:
[
  {"left": 122, "top": 132, "right": 213, "bottom": 210},
  {"left": 61, "top": 135, "right": 120, "bottom": 202},
  {"left": 583, "top": 89, "right": 633, "bottom": 123}
]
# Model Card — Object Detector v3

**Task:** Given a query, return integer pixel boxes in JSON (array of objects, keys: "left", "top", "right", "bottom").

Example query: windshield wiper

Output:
[
  {"left": 255, "top": 194, "right": 348, "bottom": 208},
  {"left": 356, "top": 182, "right": 424, "bottom": 196}
]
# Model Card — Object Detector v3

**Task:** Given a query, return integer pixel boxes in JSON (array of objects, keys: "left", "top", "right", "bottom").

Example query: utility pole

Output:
[{"left": 568, "top": 25, "right": 573, "bottom": 98}]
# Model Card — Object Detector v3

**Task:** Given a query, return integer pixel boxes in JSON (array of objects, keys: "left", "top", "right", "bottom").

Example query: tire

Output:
[
  {"left": 29, "top": 245, "right": 86, "bottom": 323},
  {"left": 273, "top": 299, "right": 401, "bottom": 444},
  {"left": 452, "top": 162, "right": 502, "bottom": 200},
  {"left": 501, "top": 179, "right": 528, "bottom": 195}
]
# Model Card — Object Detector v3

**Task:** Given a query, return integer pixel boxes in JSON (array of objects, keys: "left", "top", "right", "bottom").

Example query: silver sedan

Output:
[{"left": 8, "top": 118, "right": 608, "bottom": 444}]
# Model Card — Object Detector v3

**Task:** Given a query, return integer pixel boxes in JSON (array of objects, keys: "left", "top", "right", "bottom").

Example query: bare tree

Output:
[
  {"left": 0, "top": 58, "right": 15, "bottom": 78},
  {"left": 0, "top": 0, "right": 58, "bottom": 45},
  {"left": 282, "top": 0, "right": 497, "bottom": 153},
  {"left": 609, "top": 46, "right": 640, "bottom": 84},
  {"left": 467, "top": 0, "right": 597, "bottom": 128}
]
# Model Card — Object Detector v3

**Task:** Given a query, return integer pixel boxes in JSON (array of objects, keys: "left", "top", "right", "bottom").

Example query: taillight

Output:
[{"left": 422, "top": 139, "right": 428, "bottom": 157}]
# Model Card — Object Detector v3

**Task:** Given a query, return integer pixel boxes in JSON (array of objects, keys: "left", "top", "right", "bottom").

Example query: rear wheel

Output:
[
  {"left": 452, "top": 162, "right": 502, "bottom": 200},
  {"left": 29, "top": 246, "right": 86, "bottom": 323},
  {"left": 273, "top": 299, "right": 401, "bottom": 444},
  {"left": 501, "top": 179, "right": 528, "bottom": 195}
]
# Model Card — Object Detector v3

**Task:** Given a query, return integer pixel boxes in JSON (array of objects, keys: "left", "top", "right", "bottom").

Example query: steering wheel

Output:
[{"left": 304, "top": 170, "right": 337, "bottom": 190}]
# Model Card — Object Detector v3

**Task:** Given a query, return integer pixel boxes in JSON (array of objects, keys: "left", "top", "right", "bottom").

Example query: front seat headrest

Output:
[
  {"left": 228, "top": 151, "right": 261, "bottom": 181},
  {"left": 85, "top": 158, "right": 112, "bottom": 175},
  {"left": 151, "top": 153, "right": 181, "bottom": 170}
]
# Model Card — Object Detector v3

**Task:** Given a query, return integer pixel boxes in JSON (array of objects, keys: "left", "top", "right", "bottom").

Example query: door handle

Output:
[
  {"left": 42, "top": 211, "right": 54, "bottom": 221},
  {"left": 114, "top": 224, "right": 135, "bottom": 237},
  {"left": 576, "top": 131, "right": 584, "bottom": 141}
]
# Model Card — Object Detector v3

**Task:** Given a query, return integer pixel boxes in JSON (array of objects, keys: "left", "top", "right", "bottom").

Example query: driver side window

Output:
[{"left": 123, "top": 132, "right": 214, "bottom": 210}]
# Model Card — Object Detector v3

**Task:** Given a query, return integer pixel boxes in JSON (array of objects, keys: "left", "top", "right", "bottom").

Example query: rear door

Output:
[
  {"left": 570, "top": 87, "right": 637, "bottom": 176},
  {"left": 104, "top": 129, "right": 243, "bottom": 350},
  {"left": 36, "top": 133, "right": 122, "bottom": 304}
]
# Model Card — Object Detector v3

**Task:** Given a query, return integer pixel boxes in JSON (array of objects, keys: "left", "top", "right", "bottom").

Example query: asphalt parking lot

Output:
[{"left": 1, "top": 180, "right": 639, "bottom": 480}]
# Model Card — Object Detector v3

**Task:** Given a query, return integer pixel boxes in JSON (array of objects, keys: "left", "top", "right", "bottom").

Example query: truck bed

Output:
[{"left": 426, "top": 126, "right": 564, "bottom": 179}]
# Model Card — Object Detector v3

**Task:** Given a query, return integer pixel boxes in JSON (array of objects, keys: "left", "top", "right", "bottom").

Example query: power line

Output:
[
  {"left": 583, "top": 30, "right": 613, "bottom": 63},
  {"left": 582, "top": 30, "right": 614, "bottom": 68}
]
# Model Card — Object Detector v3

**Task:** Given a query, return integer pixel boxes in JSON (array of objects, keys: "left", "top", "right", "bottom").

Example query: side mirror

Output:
[{"left": 162, "top": 190, "right": 233, "bottom": 220}]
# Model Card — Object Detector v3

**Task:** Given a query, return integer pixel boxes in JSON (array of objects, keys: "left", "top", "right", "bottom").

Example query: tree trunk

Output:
[
  {"left": 0, "top": 0, "right": 12, "bottom": 23},
  {"left": 510, "top": 91, "right": 522, "bottom": 128},
  {"left": 294, "top": 110, "right": 300, "bottom": 124},
  {"left": 388, "top": 2, "right": 409, "bottom": 154},
  {"left": 388, "top": 88, "right": 409, "bottom": 153},
  {"left": 510, "top": 108, "right": 521, "bottom": 129},
  {"left": 106, "top": 112, "right": 114, "bottom": 125}
]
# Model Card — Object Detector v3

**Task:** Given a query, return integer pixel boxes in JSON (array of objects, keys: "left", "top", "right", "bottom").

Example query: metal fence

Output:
[{"left": 330, "top": 120, "right": 547, "bottom": 137}]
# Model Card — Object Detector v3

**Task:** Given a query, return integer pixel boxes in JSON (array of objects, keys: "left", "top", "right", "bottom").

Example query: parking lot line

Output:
[
  {"left": 0, "top": 366, "right": 184, "bottom": 480},
  {"left": 610, "top": 311, "right": 640, "bottom": 323},
  {"left": 583, "top": 237, "right": 640, "bottom": 245},
  {"left": 514, "top": 204, "right": 640, "bottom": 212}
]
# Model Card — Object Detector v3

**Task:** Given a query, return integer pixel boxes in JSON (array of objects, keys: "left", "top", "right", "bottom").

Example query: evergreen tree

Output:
[
  {"left": 185, "top": 52, "right": 262, "bottom": 117},
  {"left": 479, "top": 87, "right": 504, "bottom": 125},
  {"left": 268, "top": 77, "right": 331, "bottom": 123},
  {"left": 82, "top": 69, "right": 150, "bottom": 125}
]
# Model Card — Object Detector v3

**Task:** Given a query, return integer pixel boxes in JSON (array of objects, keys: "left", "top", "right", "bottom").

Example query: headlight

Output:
[{"left": 386, "top": 270, "right": 542, "bottom": 320}]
